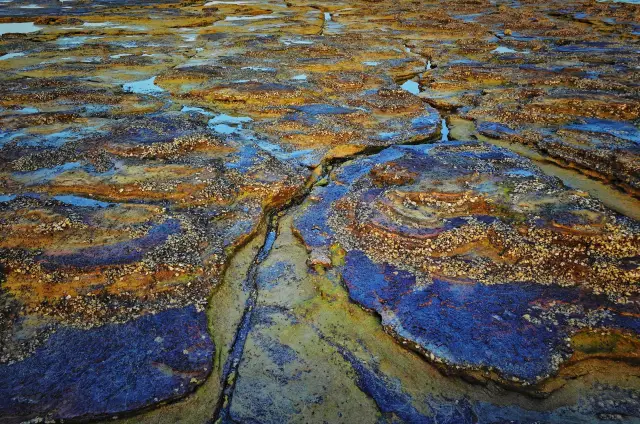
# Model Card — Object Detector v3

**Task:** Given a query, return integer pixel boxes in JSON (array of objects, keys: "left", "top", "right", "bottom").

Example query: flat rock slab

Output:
[
  {"left": 0, "top": 0, "right": 639, "bottom": 420},
  {"left": 0, "top": 306, "right": 212, "bottom": 423},
  {"left": 294, "top": 141, "right": 640, "bottom": 384}
]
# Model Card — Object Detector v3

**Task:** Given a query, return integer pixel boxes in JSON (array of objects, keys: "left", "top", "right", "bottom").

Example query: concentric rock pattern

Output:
[{"left": 294, "top": 141, "right": 640, "bottom": 383}]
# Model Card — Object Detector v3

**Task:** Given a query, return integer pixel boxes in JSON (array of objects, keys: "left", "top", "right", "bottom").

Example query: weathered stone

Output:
[
  {"left": 294, "top": 141, "right": 640, "bottom": 384},
  {"left": 0, "top": 0, "right": 639, "bottom": 421}
]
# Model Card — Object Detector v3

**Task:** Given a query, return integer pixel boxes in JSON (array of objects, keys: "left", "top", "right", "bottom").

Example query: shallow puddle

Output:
[{"left": 0, "top": 22, "right": 40, "bottom": 36}]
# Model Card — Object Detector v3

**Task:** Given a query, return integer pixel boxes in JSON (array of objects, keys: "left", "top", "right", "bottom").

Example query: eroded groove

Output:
[{"left": 212, "top": 217, "right": 278, "bottom": 423}]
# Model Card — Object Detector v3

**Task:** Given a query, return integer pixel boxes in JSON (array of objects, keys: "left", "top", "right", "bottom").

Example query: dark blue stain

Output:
[
  {"left": 473, "top": 384, "right": 640, "bottom": 423},
  {"left": 39, "top": 219, "right": 180, "bottom": 268},
  {"left": 293, "top": 184, "right": 347, "bottom": 249},
  {"left": 116, "top": 114, "right": 207, "bottom": 145},
  {"left": 369, "top": 210, "right": 498, "bottom": 237},
  {"left": 342, "top": 250, "right": 640, "bottom": 382},
  {"left": 252, "top": 331, "right": 298, "bottom": 368},
  {"left": 335, "top": 347, "right": 436, "bottom": 423},
  {"left": 335, "top": 344, "right": 480, "bottom": 423},
  {"left": 0, "top": 306, "right": 213, "bottom": 422}
]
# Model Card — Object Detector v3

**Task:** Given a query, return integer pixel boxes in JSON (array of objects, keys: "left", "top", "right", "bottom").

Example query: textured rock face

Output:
[
  {"left": 0, "top": 0, "right": 639, "bottom": 422},
  {"left": 294, "top": 141, "right": 640, "bottom": 383},
  {"left": 0, "top": 306, "right": 213, "bottom": 421}
]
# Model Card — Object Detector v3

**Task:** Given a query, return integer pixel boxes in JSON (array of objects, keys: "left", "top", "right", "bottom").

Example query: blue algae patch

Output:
[
  {"left": 16, "top": 128, "right": 82, "bottom": 148},
  {"left": 294, "top": 184, "right": 347, "bottom": 249},
  {"left": 224, "top": 217, "right": 258, "bottom": 249},
  {"left": 40, "top": 219, "right": 181, "bottom": 268},
  {"left": 0, "top": 306, "right": 213, "bottom": 422},
  {"left": 474, "top": 384, "right": 640, "bottom": 422},
  {"left": 553, "top": 42, "right": 626, "bottom": 54},
  {"left": 283, "top": 103, "right": 360, "bottom": 127},
  {"left": 294, "top": 146, "right": 408, "bottom": 249},
  {"left": 376, "top": 132, "right": 399, "bottom": 141},
  {"left": 257, "top": 229, "right": 277, "bottom": 262},
  {"left": 411, "top": 106, "right": 440, "bottom": 135},
  {"left": 342, "top": 250, "right": 640, "bottom": 382},
  {"left": 0, "top": 130, "right": 23, "bottom": 148},
  {"left": 226, "top": 144, "right": 258, "bottom": 171},
  {"left": 565, "top": 118, "right": 640, "bottom": 144},
  {"left": 83, "top": 104, "right": 111, "bottom": 115},
  {"left": 252, "top": 331, "right": 298, "bottom": 368},
  {"left": 53, "top": 195, "right": 113, "bottom": 208},
  {"left": 123, "top": 76, "right": 164, "bottom": 95},
  {"left": 256, "top": 261, "right": 291, "bottom": 290}
]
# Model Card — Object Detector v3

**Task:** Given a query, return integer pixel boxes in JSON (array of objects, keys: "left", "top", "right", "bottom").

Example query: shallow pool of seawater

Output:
[
  {"left": 400, "top": 80, "right": 420, "bottom": 95},
  {"left": 208, "top": 114, "right": 252, "bottom": 134},
  {"left": 56, "top": 36, "right": 103, "bottom": 48},
  {"left": 0, "top": 22, "right": 40, "bottom": 36},
  {"left": 123, "top": 76, "right": 164, "bottom": 95},
  {"left": 181, "top": 105, "right": 214, "bottom": 116},
  {"left": 323, "top": 12, "right": 344, "bottom": 33},
  {"left": 211, "top": 124, "right": 237, "bottom": 135},
  {"left": 53, "top": 195, "right": 113, "bottom": 208},
  {"left": 209, "top": 114, "right": 252, "bottom": 125},
  {"left": 0, "top": 52, "right": 26, "bottom": 61},
  {"left": 493, "top": 46, "right": 529, "bottom": 54},
  {"left": 440, "top": 119, "right": 449, "bottom": 141}
]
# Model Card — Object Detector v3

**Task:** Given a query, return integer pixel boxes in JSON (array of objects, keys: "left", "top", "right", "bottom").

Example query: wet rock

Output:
[
  {"left": 0, "top": 306, "right": 212, "bottom": 423},
  {"left": 294, "top": 141, "right": 640, "bottom": 384},
  {"left": 0, "top": 0, "right": 639, "bottom": 421}
]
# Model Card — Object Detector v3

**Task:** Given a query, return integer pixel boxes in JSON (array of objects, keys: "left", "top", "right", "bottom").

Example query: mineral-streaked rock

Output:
[
  {"left": 0, "top": 306, "right": 213, "bottom": 422},
  {"left": 0, "top": 0, "right": 639, "bottom": 421},
  {"left": 294, "top": 141, "right": 640, "bottom": 384}
]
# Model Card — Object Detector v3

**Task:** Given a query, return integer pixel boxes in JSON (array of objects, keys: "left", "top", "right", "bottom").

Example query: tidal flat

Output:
[{"left": 0, "top": 0, "right": 639, "bottom": 422}]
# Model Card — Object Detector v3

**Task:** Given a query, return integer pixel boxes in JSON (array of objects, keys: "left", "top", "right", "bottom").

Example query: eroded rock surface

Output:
[
  {"left": 0, "top": 0, "right": 639, "bottom": 422},
  {"left": 294, "top": 141, "right": 640, "bottom": 385}
]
